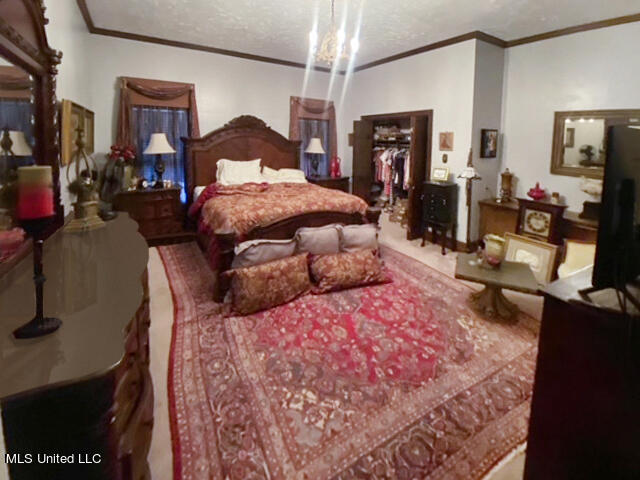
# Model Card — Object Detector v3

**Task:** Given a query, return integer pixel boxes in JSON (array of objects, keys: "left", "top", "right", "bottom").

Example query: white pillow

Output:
[
  {"left": 232, "top": 238, "right": 297, "bottom": 268},
  {"left": 216, "top": 159, "right": 263, "bottom": 185},
  {"left": 295, "top": 224, "right": 341, "bottom": 255},
  {"left": 262, "top": 166, "right": 307, "bottom": 184},
  {"left": 193, "top": 185, "right": 206, "bottom": 201}
]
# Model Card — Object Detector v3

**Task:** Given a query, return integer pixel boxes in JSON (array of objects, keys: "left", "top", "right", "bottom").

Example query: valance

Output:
[{"left": 116, "top": 76, "right": 200, "bottom": 145}]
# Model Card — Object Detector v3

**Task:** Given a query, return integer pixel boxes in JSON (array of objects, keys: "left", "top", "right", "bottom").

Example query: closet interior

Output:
[{"left": 352, "top": 110, "right": 432, "bottom": 239}]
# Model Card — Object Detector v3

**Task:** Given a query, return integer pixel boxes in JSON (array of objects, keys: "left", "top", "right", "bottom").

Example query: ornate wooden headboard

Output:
[{"left": 183, "top": 115, "right": 300, "bottom": 202}]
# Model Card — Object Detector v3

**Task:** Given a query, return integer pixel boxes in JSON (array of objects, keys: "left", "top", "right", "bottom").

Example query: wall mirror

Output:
[
  {"left": 551, "top": 109, "right": 640, "bottom": 179},
  {"left": 0, "top": 0, "right": 62, "bottom": 276},
  {"left": 0, "top": 60, "right": 35, "bottom": 230}
]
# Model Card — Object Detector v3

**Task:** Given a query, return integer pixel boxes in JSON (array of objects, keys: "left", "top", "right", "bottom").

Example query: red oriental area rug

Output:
[{"left": 159, "top": 243, "right": 539, "bottom": 480}]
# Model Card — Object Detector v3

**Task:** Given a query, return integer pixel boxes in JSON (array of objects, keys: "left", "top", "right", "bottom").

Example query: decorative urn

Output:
[
  {"left": 527, "top": 182, "right": 546, "bottom": 201},
  {"left": 483, "top": 234, "right": 505, "bottom": 268}
]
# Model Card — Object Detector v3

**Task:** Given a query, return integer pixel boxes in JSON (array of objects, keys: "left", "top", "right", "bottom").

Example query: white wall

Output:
[
  {"left": 500, "top": 22, "right": 640, "bottom": 210},
  {"left": 86, "top": 35, "right": 339, "bottom": 157},
  {"left": 469, "top": 41, "right": 505, "bottom": 240},
  {"left": 45, "top": 0, "right": 94, "bottom": 212},
  {"left": 342, "top": 40, "right": 477, "bottom": 241}
]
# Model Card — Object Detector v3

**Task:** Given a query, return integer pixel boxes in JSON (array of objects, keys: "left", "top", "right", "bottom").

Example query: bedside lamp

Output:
[
  {"left": 143, "top": 133, "right": 175, "bottom": 188},
  {"left": 304, "top": 137, "right": 326, "bottom": 178}
]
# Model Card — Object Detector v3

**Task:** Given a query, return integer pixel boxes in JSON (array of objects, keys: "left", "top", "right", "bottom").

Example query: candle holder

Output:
[{"left": 12, "top": 215, "right": 62, "bottom": 339}]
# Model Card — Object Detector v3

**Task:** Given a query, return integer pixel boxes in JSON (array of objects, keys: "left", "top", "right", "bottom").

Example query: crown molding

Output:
[
  {"left": 505, "top": 12, "right": 640, "bottom": 47},
  {"left": 76, "top": 1, "right": 640, "bottom": 75}
]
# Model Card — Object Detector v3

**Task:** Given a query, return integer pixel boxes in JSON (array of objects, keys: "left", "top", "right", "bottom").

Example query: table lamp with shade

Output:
[
  {"left": 304, "top": 137, "right": 326, "bottom": 178},
  {"left": 143, "top": 133, "right": 175, "bottom": 188}
]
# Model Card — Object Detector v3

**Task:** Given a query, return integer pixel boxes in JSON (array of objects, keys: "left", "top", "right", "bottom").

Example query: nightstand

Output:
[
  {"left": 113, "top": 187, "right": 192, "bottom": 245},
  {"left": 306, "top": 176, "right": 350, "bottom": 193}
]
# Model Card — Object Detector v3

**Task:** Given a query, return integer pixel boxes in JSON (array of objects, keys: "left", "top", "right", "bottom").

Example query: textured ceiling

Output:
[{"left": 84, "top": 0, "right": 639, "bottom": 67}]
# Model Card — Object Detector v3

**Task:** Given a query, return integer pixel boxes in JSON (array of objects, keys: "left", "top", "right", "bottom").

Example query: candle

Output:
[{"left": 16, "top": 166, "right": 54, "bottom": 219}]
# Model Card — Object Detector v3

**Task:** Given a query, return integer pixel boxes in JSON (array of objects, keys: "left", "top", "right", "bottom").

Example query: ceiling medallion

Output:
[{"left": 309, "top": 0, "right": 359, "bottom": 66}]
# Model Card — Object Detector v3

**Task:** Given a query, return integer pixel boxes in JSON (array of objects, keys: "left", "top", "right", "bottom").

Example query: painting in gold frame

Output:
[{"left": 60, "top": 99, "right": 94, "bottom": 166}]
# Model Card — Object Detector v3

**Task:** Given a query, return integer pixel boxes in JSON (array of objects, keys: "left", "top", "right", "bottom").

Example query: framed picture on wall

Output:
[
  {"left": 60, "top": 99, "right": 94, "bottom": 166},
  {"left": 439, "top": 132, "right": 454, "bottom": 151},
  {"left": 480, "top": 129, "right": 498, "bottom": 158}
]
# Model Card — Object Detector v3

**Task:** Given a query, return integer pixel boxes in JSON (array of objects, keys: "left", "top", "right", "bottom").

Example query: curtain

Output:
[
  {"left": 132, "top": 106, "right": 189, "bottom": 202},
  {"left": 289, "top": 96, "right": 337, "bottom": 159},
  {"left": 116, "top": 76, "right": 200, "bottom": 146},
  {"left": 0, "top": 99, "right": 34, "bottom": 177},
  {"left": 299, "top": 119, "right": 330, "bottom": 177}
]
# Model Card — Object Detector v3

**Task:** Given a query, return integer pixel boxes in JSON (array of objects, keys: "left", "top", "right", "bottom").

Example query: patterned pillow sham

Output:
[
  {"left": 224, "top": 253, "right": 311, "bottom": 315},
  {"left": 309, "top": 248, "right": 390, "bottom": 293}
]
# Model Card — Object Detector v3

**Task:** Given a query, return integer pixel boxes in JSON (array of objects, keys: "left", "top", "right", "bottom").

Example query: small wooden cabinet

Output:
[
  {"left": 306, "top": 176, "right": 350, "bottom": 193},
  {"left": 421, "top": 181, "right": 458, "bottom": 254},
  {"left": 114, "top": 187, "right": 189, "bottom": 245},
  {"left": 478, "top": 198, "right": 599, "bottom": 243}
]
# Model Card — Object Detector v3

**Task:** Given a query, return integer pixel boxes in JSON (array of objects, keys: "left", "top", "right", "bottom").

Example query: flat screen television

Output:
[{"left": 592, "top": 125, "right": 640, "bottom": 290}]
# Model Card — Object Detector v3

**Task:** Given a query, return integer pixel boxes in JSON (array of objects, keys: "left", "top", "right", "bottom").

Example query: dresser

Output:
[
  {"left": 114, "top": 187, "right": 189, "bottom": 245},
  {"left": 306, "top": 176, "right": 350, "bottom": 193},
  {"left": 478, "top": 198, "right": 599, "bottom": 243},
  {"left": 0, "top": 214, "right": 152, "bottom": 480},
  {"left": 524, "top": 269, "right": 640, "bottom": 479},
  {"left": 421, "top": 181, "right": 458, "bottom": 254}
]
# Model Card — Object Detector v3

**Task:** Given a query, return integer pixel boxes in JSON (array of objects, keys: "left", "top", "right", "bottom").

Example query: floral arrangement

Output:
[{"left": 109, "top": 144, "right": 136, "bottom": 164}]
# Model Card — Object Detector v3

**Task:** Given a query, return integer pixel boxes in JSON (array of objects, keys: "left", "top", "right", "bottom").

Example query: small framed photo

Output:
[
  {"left": 431, "top": 167, "right": 449, "bottom": 182},
  {"left": 439, "top": 132, "right": 454, "bottom": 151},
  {"left": 504, "top": 232, "right": 558, "bottom": 284},
  {"left": 480, "top": 129, "right": 498, "bottom": 158}
]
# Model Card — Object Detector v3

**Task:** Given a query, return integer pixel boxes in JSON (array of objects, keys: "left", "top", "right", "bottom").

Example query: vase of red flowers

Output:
[{"left": 108, "top": 144, "right": 136, "bottom": 190}]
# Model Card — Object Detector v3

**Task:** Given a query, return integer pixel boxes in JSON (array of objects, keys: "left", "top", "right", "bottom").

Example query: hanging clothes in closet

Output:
[{"left": 371, "top": 146, "right": 410, "bottom": 206}]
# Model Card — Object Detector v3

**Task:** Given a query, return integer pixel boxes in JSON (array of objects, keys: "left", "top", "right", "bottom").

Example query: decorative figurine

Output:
[
  {"left": 330, "top": 155, "right": 342, "bottom": 178},
  {"left": 497, "top": 168, "right": 514, "bottom": 203},
  {"left": 65, "top": 128, "right": 105, "bottom": 232},
  {"left": 527, "top": 182, "right": 547, "bottom": 201}
]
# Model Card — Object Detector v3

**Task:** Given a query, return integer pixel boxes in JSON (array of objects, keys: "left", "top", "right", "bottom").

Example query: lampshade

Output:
[
  {"left": 8, "top": 130, "right": 32, "bottom": 156},
  {"left": 143, "top": 133, "right": 176, "bottom": 155},
  {"left": 458, "top": 166, "right": 481, "bottom": 180},
  {"left": 305, "top": 137, "right": 326, "bottom": 155}
]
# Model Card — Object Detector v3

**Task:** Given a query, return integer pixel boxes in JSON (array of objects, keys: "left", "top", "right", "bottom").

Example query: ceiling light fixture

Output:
[{"left": 310, "top": 0, "right": 358, "bottom": 66}]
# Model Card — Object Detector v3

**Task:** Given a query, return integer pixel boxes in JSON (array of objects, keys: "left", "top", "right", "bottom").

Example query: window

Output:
[
  {"left": 299, "top": 118, "right": 330, "bottom": 177},
  {"left": 132, "top": 106, "right": 189, "bottom": 202}
]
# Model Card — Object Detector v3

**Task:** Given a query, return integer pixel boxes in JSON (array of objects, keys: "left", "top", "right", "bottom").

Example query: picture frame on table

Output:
[
  {"left": 431, "top": 167, "right": 450, "bottom": 182},
  {"left": 480, "top": 129, "right": 498, "bottom": 158},
  {"left": 504, "top": 232, "right": 558, "bottom": 284},
  {"left": 60, "top": 99, "right": 95, "bottom": 166}
]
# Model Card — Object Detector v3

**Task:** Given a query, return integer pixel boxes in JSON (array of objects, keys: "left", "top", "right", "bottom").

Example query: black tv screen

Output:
[{"left": 592, "top": 125, "right": 640, "bottom": 289}]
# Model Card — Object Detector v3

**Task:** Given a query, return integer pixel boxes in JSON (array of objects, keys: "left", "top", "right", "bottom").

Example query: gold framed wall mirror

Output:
[{"left": 551, "top": 109, "right": 640, "bottom": 179}]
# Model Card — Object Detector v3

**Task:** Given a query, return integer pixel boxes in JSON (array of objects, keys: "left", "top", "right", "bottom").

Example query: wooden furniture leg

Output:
[
  {"left": 452, "top": 224, "right": 457, "bottom": 252},
  {"left": 440, "top": 225, "right": 446, "bottom": 255},
  {"left": 470, "top": 285, "right": 519, "bottom": 320}
]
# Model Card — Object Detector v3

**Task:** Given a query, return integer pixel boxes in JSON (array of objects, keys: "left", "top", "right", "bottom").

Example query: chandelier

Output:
[{"left": 309, "top": 0, "right": 359, "bottom": 65}]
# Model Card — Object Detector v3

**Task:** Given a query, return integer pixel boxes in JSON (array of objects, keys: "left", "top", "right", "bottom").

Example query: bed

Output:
[{"left": 184, "top": 115, "right": 381, "bottom": 300}]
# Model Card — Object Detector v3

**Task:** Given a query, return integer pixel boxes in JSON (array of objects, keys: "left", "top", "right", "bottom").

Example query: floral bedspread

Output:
[{"left": 194, "top": 182, "right": 368, "bottom": 237}]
